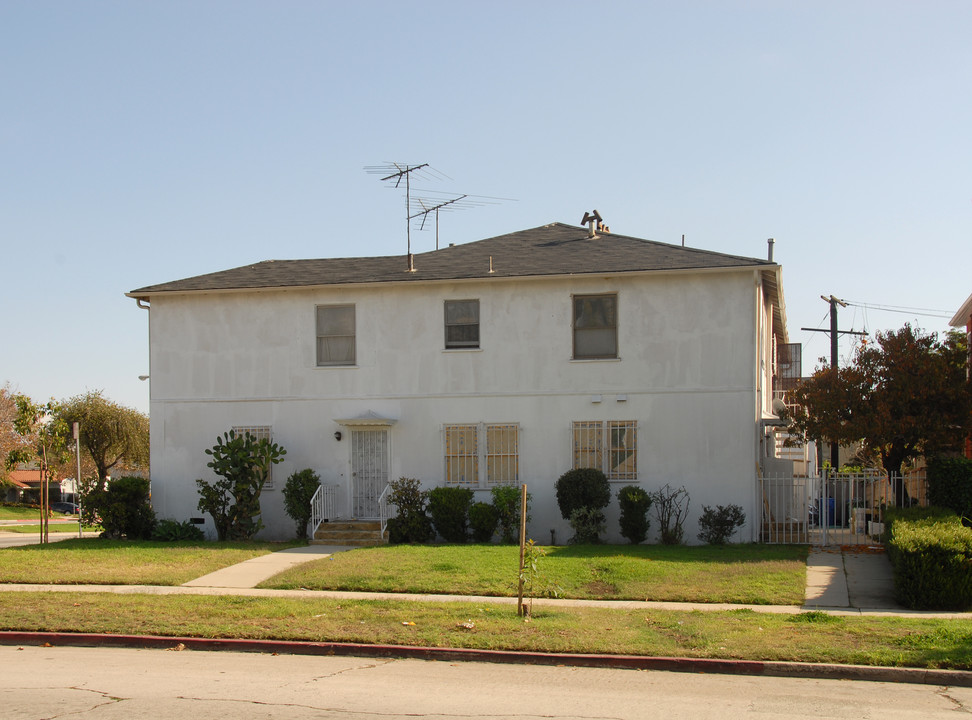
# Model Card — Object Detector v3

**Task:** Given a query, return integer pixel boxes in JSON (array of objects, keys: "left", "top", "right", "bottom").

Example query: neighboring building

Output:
[
  {"left": 128, "top": 221, "right": 791, "bottom": 543},
  {"left": 3, "top": 468, "right": 73, "bottom": 505},
  {"left": 950, "top": 291, "right": 972, "bottom": 459}
]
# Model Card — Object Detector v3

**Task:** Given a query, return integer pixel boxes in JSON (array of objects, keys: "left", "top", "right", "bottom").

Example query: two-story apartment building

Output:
[{"left": 128, "top": 221, "right": 790, "bottom": 542}]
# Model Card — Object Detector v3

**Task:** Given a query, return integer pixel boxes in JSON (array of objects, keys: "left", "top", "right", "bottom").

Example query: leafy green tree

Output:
[
  {"left": 57, "top": 391, "right": 149, "bottom": 483},
  {"left": 0, "top": 384, "right": 21, "bottom": 486},
  {"left": 196, "top": 429, "right": 286, "bottom": 540},
  {"left": 5, "top": 395, "right": 71, "bottom": 542},
  {"left": 786, "top": 325, "right": 972, "bottom": 504},
  {"left": 282, "top": 468, "right": 321, "bottom": 540}
]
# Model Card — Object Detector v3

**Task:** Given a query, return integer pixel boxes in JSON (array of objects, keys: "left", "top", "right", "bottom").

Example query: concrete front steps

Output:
[{"left": 311, "top": 520, "right": 388, "bottom": 547}]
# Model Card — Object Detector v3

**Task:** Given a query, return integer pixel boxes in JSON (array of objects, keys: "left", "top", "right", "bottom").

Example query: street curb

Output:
[{"left": 2, "top": 631, "right": 970, "bottom": 687}]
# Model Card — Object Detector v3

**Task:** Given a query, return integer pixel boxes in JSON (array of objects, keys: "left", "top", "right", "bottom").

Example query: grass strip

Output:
[
  {"left": 261, "top": 544, "right": 808, "bottom": 605},
  {"left": 0, "top": 592, "right": 969, "bottom": 669},
  {"left": 0, "top": 507, "right": 48, "bottom": 521},
  {"left": 0, "top": 540, "right": 300, "bottom": 586},
  {"left": 0, "top": 524, "right": 95, "bottom": 534}
]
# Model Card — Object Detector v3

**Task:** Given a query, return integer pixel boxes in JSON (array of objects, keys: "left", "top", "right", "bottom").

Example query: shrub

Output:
[
  {"left": 196, "top": 429, "right": 286, "bottom": 541},
  {"left": 282, "top": 468, "right": 321, "bottom": 540},
  {"left": 386, "top": 477, "right": 434, "bottom": 544},
  {"left": 469, "top": 501, "right": 499, "bottom": 543},
  {"left": 885, "top": 508, "right": 972, "bottom": 610},
  {"left": 697, "top": 504, "right": 746, "bottom": 544},
  {"left": 617, "top": 485, "right": 652, "bottom": 544},
  {"left": 568, "top": 506, "right": 606, "bottom": 544},
  {"left": 426, "top": 486, "right": 474, "bottom": 543},
  {"left": 928, "top": 456, "right": 972, "bottom": 520},
  {"left": 151, "top": 519, "right": 205, "bottom": 541},
  {"left": 650, "top": 483, "right": 690, "bottom": 545},
  {"left": 555, "top": 468, "right": 611, "bottom": 521},
  {"left": 89, "top": 475, "right": 156, "bottom": 540},
  {"left": 491, "top": 484, "right": 531, "bottom": 544}
]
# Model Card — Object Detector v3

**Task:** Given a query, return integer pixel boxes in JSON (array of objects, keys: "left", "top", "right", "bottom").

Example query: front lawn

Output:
[
  {"left": 0, "top": 539, "right": 301, "bottom": 586},
  {"left": 261, "top": 543, "right": 809, "bottom": 605}
]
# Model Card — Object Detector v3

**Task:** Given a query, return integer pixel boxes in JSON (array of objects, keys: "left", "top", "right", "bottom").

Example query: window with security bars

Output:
[
  {"left": 231, "top": 425, "right": 275, "bottom": 488},
  {"left": 444, "top": 424, "right": 478, "bottom": 486},
  {"left": 572, "top": 420, "right": 637, "bottom": 481},
  {"left": 444, "top": 423, "right": 519, "bottom": 488}
]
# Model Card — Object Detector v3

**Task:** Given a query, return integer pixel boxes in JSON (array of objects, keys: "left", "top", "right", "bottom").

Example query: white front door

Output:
[{"left": 350, "top": 428, "right": 389, "bottom": 518}]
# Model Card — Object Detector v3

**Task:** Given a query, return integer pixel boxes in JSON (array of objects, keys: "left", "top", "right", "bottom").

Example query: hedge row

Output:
[{"left": 885, "top": 506, "right": 972, "bottom": 610}]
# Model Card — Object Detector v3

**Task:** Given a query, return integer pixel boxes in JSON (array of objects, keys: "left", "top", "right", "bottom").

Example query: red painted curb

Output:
[{"left": 2, "top": 631, "right": 971, "bottom": 687}]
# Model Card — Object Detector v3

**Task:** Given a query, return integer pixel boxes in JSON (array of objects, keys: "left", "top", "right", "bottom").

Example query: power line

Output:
[{"left": 842, "top": 300, "right": 952, "bottom": 319}]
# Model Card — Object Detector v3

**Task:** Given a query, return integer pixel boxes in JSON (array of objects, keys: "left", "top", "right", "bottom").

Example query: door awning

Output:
[{"left": 335, "top": 410, "right": 398, "bottom": 427}]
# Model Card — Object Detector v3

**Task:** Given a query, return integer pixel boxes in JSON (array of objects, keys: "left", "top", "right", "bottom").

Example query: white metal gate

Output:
[
  {"left": 760, "top": 469, "right": 927, "bottom": 545},
  {"left": 350, "top": 428, "right": 388, "bottom": 519}
]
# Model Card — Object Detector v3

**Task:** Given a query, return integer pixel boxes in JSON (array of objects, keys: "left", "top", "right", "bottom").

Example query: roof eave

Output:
[{"left": 950, "top": 292, "right": 972, "bottom": 328}]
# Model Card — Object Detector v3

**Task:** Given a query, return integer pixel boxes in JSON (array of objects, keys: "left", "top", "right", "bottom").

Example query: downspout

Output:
[
  {"left": 753, "top": 270, "right": 762, "bottom": 543},
  {"left": 133, "top": 295, "right": 152, "bottom": 499}
]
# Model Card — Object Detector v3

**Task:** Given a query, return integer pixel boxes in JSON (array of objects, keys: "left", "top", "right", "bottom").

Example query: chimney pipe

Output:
[{"left": 767, "top": 238, "right": 775, "bottom": 262}]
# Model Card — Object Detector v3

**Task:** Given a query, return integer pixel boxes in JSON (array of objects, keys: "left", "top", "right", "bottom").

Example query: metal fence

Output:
[{"left": 759, "top": 468, "right": 928, "bottom": 545}]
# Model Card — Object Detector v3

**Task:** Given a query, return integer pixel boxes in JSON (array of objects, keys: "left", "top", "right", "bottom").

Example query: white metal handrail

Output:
[
  {"left": 378, "top": 482, "right": 391, "bottom": 536},
  {"left": 309, "top": 483, "right": 339, "bottom": 535}
]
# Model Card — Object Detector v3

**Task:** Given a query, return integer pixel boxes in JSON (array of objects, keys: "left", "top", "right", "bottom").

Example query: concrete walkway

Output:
[
  {"left": 804, "top": 545, "right": 907, "bottom": 613},
  {"left": 182, "top": 544, "right": 351, "bottom": 588}
]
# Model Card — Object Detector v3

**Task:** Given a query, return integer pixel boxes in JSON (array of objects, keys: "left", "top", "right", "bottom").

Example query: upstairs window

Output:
[
  {"left": 572, "top": 420, "right": 637, "bottom": 481},
  {"left": 573, "top": 294, "right": 617, "bottom": 359},
  {"left": 316, "top": 305, "right": 355, "bottom": 366},
  {"left": 445, "top": 299, "right": 480, "bottom": 349}
]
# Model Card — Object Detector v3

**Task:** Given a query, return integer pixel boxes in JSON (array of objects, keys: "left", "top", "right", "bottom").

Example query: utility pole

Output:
[{"left": 801, "top": 295, "right": 867, "bottom": 469}]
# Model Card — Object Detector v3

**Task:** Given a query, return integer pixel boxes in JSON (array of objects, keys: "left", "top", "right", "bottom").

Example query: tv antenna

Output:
[{"left": 366, "top": 162, "right": 511, "bottom": 270}]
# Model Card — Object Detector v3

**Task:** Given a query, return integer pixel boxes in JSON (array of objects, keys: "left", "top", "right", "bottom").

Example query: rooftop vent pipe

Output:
[
  {"left": 767, "top": 238, "right": 775, "bottom": 262},
  {"left": 581, "top": 209, "right": 603, "bottom": 238}
]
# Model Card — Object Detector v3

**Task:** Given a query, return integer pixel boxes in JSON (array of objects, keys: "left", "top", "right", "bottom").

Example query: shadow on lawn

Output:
[{"left": 543, "top": 543, "right": 808, "bottom": 564}]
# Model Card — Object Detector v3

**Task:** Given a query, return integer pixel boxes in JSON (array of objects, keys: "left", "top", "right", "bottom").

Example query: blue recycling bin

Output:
[{"left": 818, "top": 497, "right": 835, "bottom": 527}]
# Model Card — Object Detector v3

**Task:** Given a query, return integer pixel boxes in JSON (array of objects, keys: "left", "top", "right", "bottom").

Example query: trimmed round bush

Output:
[
  {"left": 426, "top": 486, "right": 474, "bottom": 543},
  {"left": 555, "top": 468, "right": 611, "bottom": 520},
  {"left": 282, "top": 468, "right": 321, "bottom": 540},
  {"left": 491, "top": 485, "right": 530, "bottom": 544},
  {"left": 618, "top": 485, "right": 651, "bottom": 544},
  {"left": 387, "top": 477, "right": 433, "bottom": 544},
  {"left": 469, "top": 501, "right": 499, "bottom": 543}
]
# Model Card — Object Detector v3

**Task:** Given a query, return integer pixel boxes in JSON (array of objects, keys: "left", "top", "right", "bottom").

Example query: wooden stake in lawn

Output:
[{"left": 517, "top": 483, "right": 527, "bottom": 617}]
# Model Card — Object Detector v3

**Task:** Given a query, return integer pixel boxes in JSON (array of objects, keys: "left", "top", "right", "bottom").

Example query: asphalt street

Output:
[{"left": 3, "top": 644, "right": 971, "bottom": 720}]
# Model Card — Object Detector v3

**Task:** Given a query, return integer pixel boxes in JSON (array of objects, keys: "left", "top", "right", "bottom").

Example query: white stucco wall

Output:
[{"left": 145, "top": 268, "right": 771, "bottom": 543}]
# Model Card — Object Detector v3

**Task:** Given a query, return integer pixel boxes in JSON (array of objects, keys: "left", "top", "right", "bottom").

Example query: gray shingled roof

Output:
[{"left": 128, "top": 222, "right": 775, "bottom": 296}]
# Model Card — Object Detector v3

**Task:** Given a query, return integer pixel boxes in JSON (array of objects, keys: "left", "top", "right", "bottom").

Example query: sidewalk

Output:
[{"left": 3, "top": 543, "right": 972, "bottom": 687}]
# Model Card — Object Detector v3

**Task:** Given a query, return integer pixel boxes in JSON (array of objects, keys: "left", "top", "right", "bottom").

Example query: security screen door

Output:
[{"left": 350, "top": 429, "right": 388, "bottom": 518}]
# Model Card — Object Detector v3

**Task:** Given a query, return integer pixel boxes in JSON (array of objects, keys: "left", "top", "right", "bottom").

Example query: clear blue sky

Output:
[{"left": 2, "top": 1, "right": 970, "bottom": 414}]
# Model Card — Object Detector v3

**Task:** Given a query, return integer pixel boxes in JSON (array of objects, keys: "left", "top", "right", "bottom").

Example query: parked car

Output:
[{"left": 51, "top": 502, "right": 79, "bottom": 514}]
